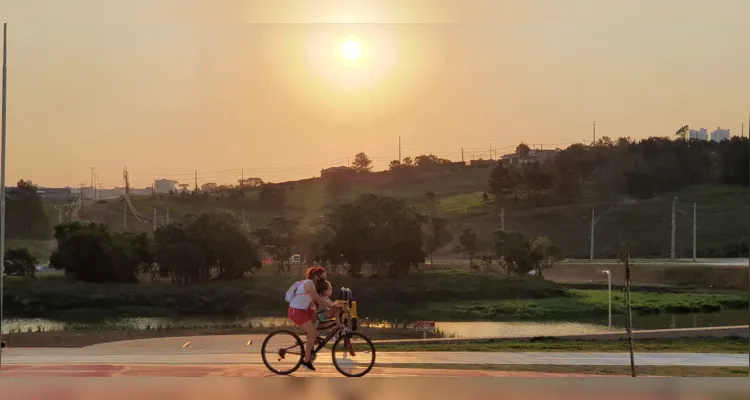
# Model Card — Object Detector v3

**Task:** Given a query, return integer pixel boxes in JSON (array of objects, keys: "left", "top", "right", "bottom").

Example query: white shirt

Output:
[{"left": 289, "top": 279, "right": 314, "bottom": 310}]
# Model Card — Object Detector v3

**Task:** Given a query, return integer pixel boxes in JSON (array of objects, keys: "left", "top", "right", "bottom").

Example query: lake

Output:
[{"left": 3, "top": 309, "right": 747, "bottom": 337}]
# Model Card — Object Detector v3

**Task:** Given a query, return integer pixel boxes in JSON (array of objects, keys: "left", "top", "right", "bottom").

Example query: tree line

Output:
[
  {"left": 31, "top": 192, "right": 562, "bottom": 283},
  {"left": 489, "top": 137, "right": 750, "bottom": 205}
]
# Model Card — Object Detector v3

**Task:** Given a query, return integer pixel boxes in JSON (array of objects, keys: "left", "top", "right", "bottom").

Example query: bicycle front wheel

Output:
[
  {"left": 261, "top": 330, "right": 304, "bottom": 375},
  {"left": 331, "top": 332, "right": 376, "bottom": 377}
]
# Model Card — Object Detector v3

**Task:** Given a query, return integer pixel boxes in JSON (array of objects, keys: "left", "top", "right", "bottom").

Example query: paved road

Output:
[
  {"left": 1, "top": 334, "right": 746, "bottom": 367},
  {"left": 0, "top": 363, "right": 598, "bottom": 378},
  {"left": 2, "top": 350, "right": 746, "bottom": 367}
]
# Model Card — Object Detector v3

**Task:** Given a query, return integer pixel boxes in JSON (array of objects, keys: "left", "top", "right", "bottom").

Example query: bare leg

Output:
[{"left": 301, "top": 320, "right": 317, "bottom": 362}]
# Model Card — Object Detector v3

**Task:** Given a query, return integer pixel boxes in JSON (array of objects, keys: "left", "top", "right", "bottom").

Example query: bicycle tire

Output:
[
  {"left": 331, "top": 332, "right": 376, "bottom": 377},
  {"left": 261, "top": 329, "right": 304, "bottom": 375}
]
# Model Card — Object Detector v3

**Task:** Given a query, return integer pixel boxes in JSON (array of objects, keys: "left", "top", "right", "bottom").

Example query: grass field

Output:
[{"left": 379, "top": 288, "right": 747, "bottom": 322}]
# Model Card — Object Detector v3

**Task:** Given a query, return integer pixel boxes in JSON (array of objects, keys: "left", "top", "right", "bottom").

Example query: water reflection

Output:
[{"left": 2, "top": 309, "right": 748, "bottom": 336}]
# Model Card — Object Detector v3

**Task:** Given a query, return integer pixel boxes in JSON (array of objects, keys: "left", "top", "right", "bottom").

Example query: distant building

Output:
[
  {"left": 689, "top": 128, "right": 708, "bottom": 141},
  {"left": 469, "top": 159, "right": 497, "bottom": 168},
  {"left": 711, "top": 127, "right": 730, "bottom": 142},
  {"left": 320, "top": 166, "right": 355, "bottom": 179},
  {"left": 154, "top": 179, "right": 179, "bottom": 194},
  {"left": 500, "top": 149, "right": 558, "bottom": 165},
  {"left": 37, "top": 187, "right": 73, "bottom": 200}
]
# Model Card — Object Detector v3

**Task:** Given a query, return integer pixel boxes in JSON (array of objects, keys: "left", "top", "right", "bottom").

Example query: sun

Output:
[{"left": 340, "top": 39, "right": 362, "bottom": 60}]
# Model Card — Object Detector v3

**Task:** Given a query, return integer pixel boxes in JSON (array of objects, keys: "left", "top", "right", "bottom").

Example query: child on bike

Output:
[{"left": 315, "top": 279, "right": 344, "bottom": 331}]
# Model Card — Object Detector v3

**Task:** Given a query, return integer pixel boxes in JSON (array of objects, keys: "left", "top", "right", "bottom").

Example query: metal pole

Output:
[
  {"left": 590, "top": 208, "right": 595, "bottom": 260},
  {"left": 603, "top": 269, "right": 611, "bottom": 329},
  {"left": 608, "top": 271, "right": 612, "bottom": 329},
  {"left": 624, "top": 253, "right": 636, "bottom": 377},
  {"left": 0, "top": 22, "right": 9, "bottom": 369},
  {"left": 669, "top": 197, "right": 677, "bottom": 260},
  {"left": 692, "top": 202, "right": 697, "bottom": 262}
]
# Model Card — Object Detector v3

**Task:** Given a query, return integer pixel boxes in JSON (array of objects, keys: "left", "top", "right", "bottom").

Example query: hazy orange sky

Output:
[{"left": 1, "top": 0, "right": 749, "bottom": 188}]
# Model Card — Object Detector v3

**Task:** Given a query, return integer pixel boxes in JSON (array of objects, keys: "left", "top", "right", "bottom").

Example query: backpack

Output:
[{"left": 285, "top": 280, "right": 305, "bottom": 303}]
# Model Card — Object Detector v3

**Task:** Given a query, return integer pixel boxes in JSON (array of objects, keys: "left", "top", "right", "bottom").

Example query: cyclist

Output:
[{"left": 287, "top": 266, "right": 343, "bottom": 371}]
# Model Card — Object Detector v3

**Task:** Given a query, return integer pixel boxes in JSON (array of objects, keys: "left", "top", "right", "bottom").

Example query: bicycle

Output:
[{"left": 261, "top": 288, "right": 376, "bottom": 377}]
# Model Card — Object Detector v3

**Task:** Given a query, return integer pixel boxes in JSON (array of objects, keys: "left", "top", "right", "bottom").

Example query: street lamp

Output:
[{"left": 602, "top": 269, "right": 612, "bottom": 329}]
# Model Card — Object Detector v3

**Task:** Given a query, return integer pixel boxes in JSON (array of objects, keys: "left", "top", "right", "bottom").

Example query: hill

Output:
[{"left": 45, "top": 168, "right": 748, "bottom": 261}]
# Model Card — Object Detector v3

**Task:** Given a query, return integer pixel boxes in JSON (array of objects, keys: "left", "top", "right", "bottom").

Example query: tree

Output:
[
  {"left": 49, "top": 222, "right": 151, "bottom": 283},
  {"left": 516, "top": 143, "right": 531, "bottom": 159},
  {"left": 316, "top": 193, "right": 426, "bottom": 277},
  {"left": 154, "top": 211, "right": 261, "bottom": 283},
  {"left": 200, "top": 183, "right": 218, "bottom": 192},
  {"left": 494, "top": 231, "right": 563, "bottom": 277},
  {"left": 424, "top": 217, "right": 448, "bottom": 265},
  {"left": 414, "top": 154, "right": 451, "bottom": 170},
  {"left": 488, "top": 163, "right": 518, "bottom": 200},
  {"left": 529, "top": 235, "right": 563, "bottom": 278},
  {"left": 6, "top": 179, "right": 51, "bottom": 239},
  {"left": 520, "top": 161, "right": 554, "bottom": 206},
  {"left": 238, "top": 177, "right": 264, "bottom": 188},
  {"left": 459, "top": 228, "right": 478, "bottom": 267},
  {"left": 258, "top": 183, "right": 286, "bottom": 212},
  {"left": 493, "top": 230, "right": 534, "bottom": 275},
  {"left": 425, "top": 191, "right": 437, "bottom": 218},
  {"left": 351, "top": 152, "right": 373, "bottom": 172},
  {"left": 4, "top": 247, "right": 38, "bottom": 278},
  {"left": 254, "top": 216, "right": 299, "bottom": 274}
]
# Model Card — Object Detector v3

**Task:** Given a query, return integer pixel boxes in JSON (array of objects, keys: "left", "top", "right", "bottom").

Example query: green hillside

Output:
[{"left": 46, "top": 166, "right": 749, "bottom": 260}]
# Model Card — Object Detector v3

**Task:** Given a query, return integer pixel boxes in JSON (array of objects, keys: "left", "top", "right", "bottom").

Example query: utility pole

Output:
[
  {"left": 89, "top": 167, "right": 95, "bottom": 200},
  {"left": 123, "top": 200, "right": 127, "bottom": 230},
  {"left": 669, "top": 197, "right": 677, "bottom": 260},
  {"left": 590, "top": 208, "right": 597, "bottom": 260},
  {"left": 0, "top": 22, "right": 7, "bottom": 370},
  {"left": 593, "top": 120, "right": 596, "bottom": 144},
  {"left": 194, "top": 170, "right": 198, "bottom": 191},
  {"left": 398, "top": 136, "right": 401, "bottom": 162},
  {"left": 241, "top": 168, "right": 244, "bottom": 186},
  {"left": 692, "top": 202, "right": 697, "bottom": 262},
  {"left": 461, "top": 147, "right": 464, "bottom": 163},
  {"left": 624, "top": 253, "right": 636, "bottom": 377},
  {"left": 489, "top": 144, "right": 492, "bottom": 160}
]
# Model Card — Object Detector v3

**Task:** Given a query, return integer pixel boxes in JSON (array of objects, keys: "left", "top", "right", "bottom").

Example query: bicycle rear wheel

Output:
[
  {"left": 261, "top": 330, "right": 304, "bottom": 375},
  {"left": 331, "top": 332, "right": 376, "bottom": 377}
]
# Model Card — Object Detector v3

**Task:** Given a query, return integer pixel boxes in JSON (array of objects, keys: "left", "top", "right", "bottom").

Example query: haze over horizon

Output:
[{"left": 1, "top": 0, "right": 749, "bottom": 188}]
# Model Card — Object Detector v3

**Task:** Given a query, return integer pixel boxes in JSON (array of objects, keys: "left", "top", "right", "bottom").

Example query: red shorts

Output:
[{"left": 288, "top": 306, "right": 314, "bottom": 326}]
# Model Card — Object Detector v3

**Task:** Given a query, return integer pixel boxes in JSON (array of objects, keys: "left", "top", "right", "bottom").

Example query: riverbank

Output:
[{"left": 1, "top": 270, "right": 566, "bottom": 320}]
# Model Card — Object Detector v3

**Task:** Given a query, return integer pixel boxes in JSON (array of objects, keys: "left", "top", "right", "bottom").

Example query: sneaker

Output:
[{"left": 301, "top": 361, "right": 316, "bottom": 371}]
